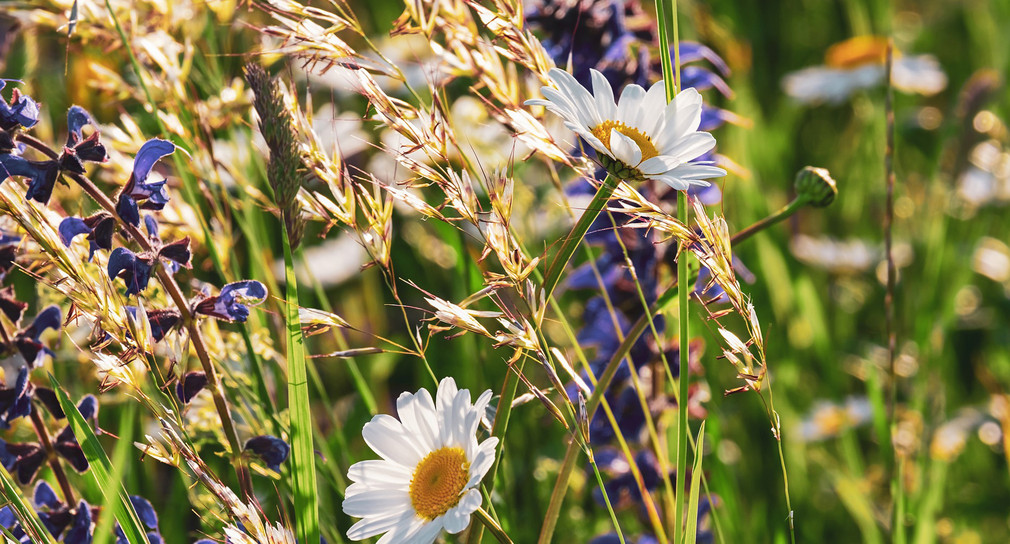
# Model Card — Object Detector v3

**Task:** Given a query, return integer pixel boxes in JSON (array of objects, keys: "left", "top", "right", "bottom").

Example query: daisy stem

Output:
[
  {"left": 540, "top": 174, "right": 620, "bottom": 302},
  {"left": 475, "top": 505, "right": 515, "bottom": 544},
  {"left": 537, "top": 196, "right": 807, "bottom": 543}
]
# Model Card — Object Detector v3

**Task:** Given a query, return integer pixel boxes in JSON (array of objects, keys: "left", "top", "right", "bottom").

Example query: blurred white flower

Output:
[{"left": 783, "top": 36, "right": 947, "bottom": 104}]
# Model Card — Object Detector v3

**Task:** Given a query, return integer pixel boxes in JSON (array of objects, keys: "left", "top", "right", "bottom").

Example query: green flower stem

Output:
[
  {"left": 536, "top": 193, "right": 808, "bottom": 544},
  {"left": 475, "top": 506, "right": 515, "bottom": 544},
  {"left": 16, "top": 133, "right": 254, "bottom": 499},
  {"left": 540, "top": 174, "right": 620, "bottom": 302},
  {"left": 284, "top": 229, "right": 322, "bottom": 544},
  {"left": 728, "top": 196, "right": 808, "bottom": 246}
]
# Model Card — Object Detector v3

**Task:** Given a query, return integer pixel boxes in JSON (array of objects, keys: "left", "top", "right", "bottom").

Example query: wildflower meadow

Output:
[{"left": 0, "top": 0, "right": 1007, "bottom": 542}]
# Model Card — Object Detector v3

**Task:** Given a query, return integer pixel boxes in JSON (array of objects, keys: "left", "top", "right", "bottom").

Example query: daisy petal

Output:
[{"left": 609, "top": 130, "right": 642, "bottom": 168}]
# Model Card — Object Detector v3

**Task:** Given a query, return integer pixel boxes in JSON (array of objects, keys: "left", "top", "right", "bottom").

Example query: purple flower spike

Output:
[
  {"left": 108, "top": 247, "right": 154, "bottom": 296},
  {"left": 0, "top": 86, "right": 40, "bottom": 131},
  {"left": 0, "top": 366, "right": 31, "bottom": 429},
  {"left": 244, "top": 435, "right": 290, "bottom": 472},
  {"left": 176, "top": 371, "right": 207, "bottom": 404},
  {"left": 194, "top": 280, "right": 267, "bottom": 322}
]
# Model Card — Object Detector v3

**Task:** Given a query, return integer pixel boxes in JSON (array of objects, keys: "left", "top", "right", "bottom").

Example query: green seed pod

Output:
[{"left": 795, "top": 166, "right": 838, "bottom": 208}]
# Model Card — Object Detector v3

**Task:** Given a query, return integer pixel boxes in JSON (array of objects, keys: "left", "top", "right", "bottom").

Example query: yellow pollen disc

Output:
[
  {"left": 825, "top": 36, "right": 893, "bottom": 69},
  {"left": 590, "top": 120, "right": 659, "bottom": 162},
  {"left": 409, "top": 447, "right": 470, "bottom": 520}
]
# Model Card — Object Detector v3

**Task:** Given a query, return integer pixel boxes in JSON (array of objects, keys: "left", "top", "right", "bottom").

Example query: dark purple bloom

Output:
[
  {"left": 14, "top": 305, "right": 61, "bottom": 367},
  {"left": 59, "top": 106, "right": 108, "bottom": 174},
  {"left": 108, "top": 247, "right": 154, "bottom": 296},
  {"left": 157, "top": 237, "right": 192, "bottom": 269},
  {"left": 244, "top": 435, "right": 290, "bottom": 472},
  {"left": 194, "top": 280, "right": 267, "bottom": 322},
  {"left": 63, "top": 500, "right": 92, "bottom": 544},
  {"left": 175, "top": 371, "right": 207, "bottom": 404},
  {"left": 0, "top": 285, "right": 25, "bottom": 323},
  {"left": 0, "top": 82, "right": 39, "bottom": 131},
  {"left": 125, "top": 306, "right": 181, "bottom": 343},
  {"left": 0, "top": 504, "right": 29, "bottom": 543},
  {"left": 115, "top": 139, "right": 175, "bottom": 226},
  {"left": 0, "top": 365, "right": 31, "bottom": 428},
  {"left": 0, "top": 439, "right": 46, "bottom": 485},
  {"left": 114, "top": 495, "right": 163, "bottom": 543},
  {"left": 0, "top": 153, "right": 60, "bottom": 205},
  {"left": 59, "top": 212, "right": 115, "bottom": 261},
  {"left": 51, "top": 395, "right": 99, "bottom": 473}
]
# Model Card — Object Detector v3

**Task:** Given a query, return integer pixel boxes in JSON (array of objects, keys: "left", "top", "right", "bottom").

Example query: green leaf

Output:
[
  {"left": 47, "top": 373, "right": 151, "bottom": 544},
  {"left": 685, "top": 421, "right": 706, "bottom": 544},
  {"left": 284, "top": 229, "right": 321, "bottom": 544}
]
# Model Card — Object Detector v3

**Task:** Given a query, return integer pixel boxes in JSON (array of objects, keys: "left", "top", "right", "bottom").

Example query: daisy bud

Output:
[{"left": 794, "top": 166, "right": 838, "bottom": 208}]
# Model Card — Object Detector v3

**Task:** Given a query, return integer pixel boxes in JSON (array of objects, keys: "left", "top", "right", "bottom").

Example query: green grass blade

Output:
[
  {"left": 685, "top": 421, "right": 706, "bottom": 544},
  {"left": 0, "top": 465, "right": 56, "bottom": 544},
  {"left": 284, "top": 230, "right": 321, "bottom": 544},
  {"left": 46, "top": 373, "right": 151, "bottom": 544}
]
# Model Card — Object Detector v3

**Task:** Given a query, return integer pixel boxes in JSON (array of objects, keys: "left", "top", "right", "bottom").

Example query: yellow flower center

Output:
[
  {"left": 409, "top": 447, "right": 470, "bottom": 520},
  {"left": 590, "top": 120, "right": 659, "bottom": 162},
  {"left": 825, "top": 36, "right": 891, "bottom": 69}
]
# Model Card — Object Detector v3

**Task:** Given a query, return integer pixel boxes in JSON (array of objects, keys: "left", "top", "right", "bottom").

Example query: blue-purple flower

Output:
[
  {"left": 175, "top": 370, "right": 207, "bottom": 404},
  {"left": 0, "top": 365, "right": 31, "bottom": 429},
  {"left": 115, "top": 139, "right": 175, "bottom": 227},
  {"left": 125, "top": 306, "right": 181, "bottom": 343},
  {"left": 13, "top": 305, "right": 61, "bottom": 367},
  {"left": 59, "top": 212, "right": 115, "bottom": 261},
  {"left": 0, "top": 81, "right": 39, "bottom": 131},
  {"left": 193, "top": 280, "right": 267, "bottom": 322},
  {"left": 59, "top": 106, "right": 108, "bottom": 174},
  {"left": 0, "top": 153, "right": 61, "bottom": 204},
  {"left": 244, "top": 434, "right": 290, "bottom": 472}
]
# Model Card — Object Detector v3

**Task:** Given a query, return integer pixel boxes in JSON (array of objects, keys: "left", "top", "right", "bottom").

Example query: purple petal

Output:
[
  {"left": 131, "top": 139, "right": 175, "bottom": 185},
  {"left": 59, "top": 217, "right": 92, "bottom": 247},
  {"left": 33, "top": 481, "right": 62, "bottom": 510},
  {"left": 175, "top": 371, "right": 207, "bottom": 404}
]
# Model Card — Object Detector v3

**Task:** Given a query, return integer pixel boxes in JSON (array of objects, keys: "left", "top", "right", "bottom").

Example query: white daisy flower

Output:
[
  {"left": 525, "top": 68, "right": 726, "bottom": 190},
  {"left": 343, "top": 377, "right": 498, "bottom": 543},
  {"left": 783, "top": 36, "right": 947, "bottom": 104}
]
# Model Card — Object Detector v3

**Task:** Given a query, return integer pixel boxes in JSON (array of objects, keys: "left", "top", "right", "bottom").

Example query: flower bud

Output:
[{"left": 795, "top": 166, "right": 837, "bottom": 207}]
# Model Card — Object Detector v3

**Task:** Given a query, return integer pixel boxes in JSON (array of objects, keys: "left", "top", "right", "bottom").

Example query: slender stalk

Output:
[
  {"left": 475, "top": 506, "right": 515, "bottom": 544},
  {"left": 884, "top": 38, "right": 904, "bottom": 544},
  {"left": 15, "top": 133, "right": 253, "bottom": 499},
  {"left": 537, "top": 195, "right": 809, "bottom": 544},
  {"left": 540, "top": 174, "right": 619, "bottom": 301},
  {"left": 29, "top": 408, "right": 75, "bottom": 504}
]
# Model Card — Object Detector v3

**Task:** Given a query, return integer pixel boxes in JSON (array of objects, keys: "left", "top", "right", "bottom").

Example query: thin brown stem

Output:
[
  {"left": 29, "top": 408, "right": 75, "bottom": 504},
  {"left": 15, "top": 133, "right": 254, "bottom": 500}
]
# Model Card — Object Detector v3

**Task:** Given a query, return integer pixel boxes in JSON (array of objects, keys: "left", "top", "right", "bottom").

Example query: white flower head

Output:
[
  {"left": 525, "top": 68, "right": 726, "bottom": 190},
  {"left": 343, "top": 377, "right": 498, "bottom": 544},
  {"left": 783, "top": 36, "right": 947, "bottom": 104}
]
